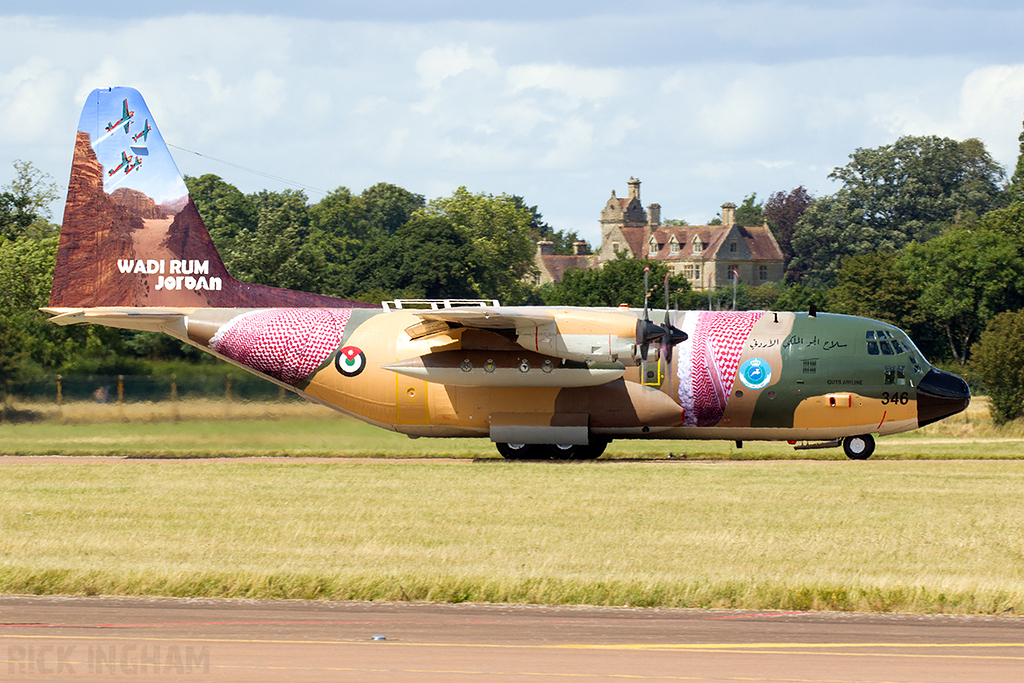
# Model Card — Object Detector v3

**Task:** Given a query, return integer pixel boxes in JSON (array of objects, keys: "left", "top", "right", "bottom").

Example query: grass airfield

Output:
[{"left": 1, "top": 398, "right": 1023, "bottom": 614}]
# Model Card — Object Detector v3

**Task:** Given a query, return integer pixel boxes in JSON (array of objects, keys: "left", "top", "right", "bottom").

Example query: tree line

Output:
[{"left": 3, "top": 125, "right": 1024, "bottom": 422}]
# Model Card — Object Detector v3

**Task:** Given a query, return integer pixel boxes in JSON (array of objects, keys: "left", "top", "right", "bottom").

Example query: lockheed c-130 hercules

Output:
[{"left": 44, "top": 87, "right": 972, "bottom": 460}]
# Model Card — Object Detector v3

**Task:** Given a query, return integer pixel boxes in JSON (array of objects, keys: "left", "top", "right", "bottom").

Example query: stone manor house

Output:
[{"left": 535, "top": 177, "right": 785, "bottom": 290}]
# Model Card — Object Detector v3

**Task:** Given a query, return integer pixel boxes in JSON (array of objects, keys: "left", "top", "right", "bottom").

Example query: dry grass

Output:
[{"left": 1, "top": 459, "right": 1022, "bottom": 613}]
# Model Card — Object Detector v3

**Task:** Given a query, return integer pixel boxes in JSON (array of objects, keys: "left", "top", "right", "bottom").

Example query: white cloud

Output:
[
  {"left": 415, "top": 44, "right": 499, "bottom": 90},
  {"left": 3, "top": 7, "right": 1024, "bottom": 243}
]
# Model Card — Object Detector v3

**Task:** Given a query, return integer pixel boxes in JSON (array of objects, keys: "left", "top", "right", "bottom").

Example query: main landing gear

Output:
[
  {"left": 495, "top": 440, "right": 609, "bottom": 460},
  {"left": 842, "top": 434, "right": 875, "bottom": 460}
]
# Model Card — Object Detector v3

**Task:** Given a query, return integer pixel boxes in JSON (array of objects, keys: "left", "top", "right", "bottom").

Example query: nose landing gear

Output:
[{"left": 842, "top": 434, "right": 875, "bottom": 460}]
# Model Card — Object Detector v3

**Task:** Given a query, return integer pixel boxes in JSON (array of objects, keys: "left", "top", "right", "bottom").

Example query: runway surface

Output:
[{"left": 1, "top": 597, "right": 1022, "bottom": 682}]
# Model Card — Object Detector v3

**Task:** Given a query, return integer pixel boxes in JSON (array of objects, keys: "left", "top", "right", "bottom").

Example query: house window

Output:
[
  {"left": 613, "top": 242, "right": 620, "bottom": 253},
  {"left": 692, "top": 237, "right": 703, "bottom": 254},
  {"left": 669, "top": 238, "right": 679, "bottom": 255},
  {"left": 759, "top": 265, "right": 767, "bottom": 281},
  {"left": 729, "top": 240, "right": 738, "bottom": 253},
  {"left": 727, "top": 265, "right": 738, "bottom": 281},
  {"left": 649, "top": 237, "right": 658, "bottom": 253}
]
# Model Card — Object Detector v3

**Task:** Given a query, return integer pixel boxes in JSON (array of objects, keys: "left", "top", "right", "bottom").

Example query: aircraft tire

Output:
[
  {"left": 843, "top": 434, "right": 875, "bottom": 460},
  {"left": 570, "top": 439, "right": 609, "bottom": 460},
  {"left": 496, "top": 443, "right": 545, "bottom": 459}
]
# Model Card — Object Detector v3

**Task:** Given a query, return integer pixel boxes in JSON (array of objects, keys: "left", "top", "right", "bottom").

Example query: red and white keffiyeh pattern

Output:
[
  {"left": 210, "top": 308, "right": 352, "bottom": 385},
  {"left": 677, "top": 311, "right": 763, "bottom": 426}
]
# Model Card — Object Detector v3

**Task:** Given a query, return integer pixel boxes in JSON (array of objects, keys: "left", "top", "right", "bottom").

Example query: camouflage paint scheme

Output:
[{"left": 44, "top": 88, "right": 971, "bottom": 459}]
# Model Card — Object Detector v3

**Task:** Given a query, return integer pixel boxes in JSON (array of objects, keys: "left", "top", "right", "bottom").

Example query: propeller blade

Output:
[
  {"left": 642, "top": 265, "right": 650, "bottom": 322},
  {"left": 659, "top": 272, "right": 687, "bottom": 365}
]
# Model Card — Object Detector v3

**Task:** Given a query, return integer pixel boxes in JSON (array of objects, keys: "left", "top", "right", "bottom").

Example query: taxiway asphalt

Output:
[{"left": 1, "top": 596, "right": 1021, "bottom": 682}]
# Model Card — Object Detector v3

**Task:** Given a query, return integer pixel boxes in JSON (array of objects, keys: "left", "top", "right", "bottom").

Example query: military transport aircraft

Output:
[{"left": 44, "top": 87, "right": 972, "bottom": 460}]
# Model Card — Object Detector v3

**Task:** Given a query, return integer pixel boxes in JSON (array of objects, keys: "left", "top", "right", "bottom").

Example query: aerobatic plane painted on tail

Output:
[
  {"left": 107, "top": 150, "right": 141, "bottom": 176},
  {"left": 132, "top": 118, "right": 151, "bottom": 143},
  {"left": 44, "top": 87, "right": 972, "bottom": 459},
  {"left": 105, "top": 98, "right": 134, "bottom": 134}
]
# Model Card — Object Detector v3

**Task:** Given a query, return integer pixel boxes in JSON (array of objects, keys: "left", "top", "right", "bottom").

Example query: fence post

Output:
[
  {"left": 170, "top": 374, "right": 179, "bottom": 422},
  {"left": 224, "top": 373, "right": 233, "bottom": 417}
]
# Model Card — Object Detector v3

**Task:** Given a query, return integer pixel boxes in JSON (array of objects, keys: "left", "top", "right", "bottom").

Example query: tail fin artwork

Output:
[{"left": 49, "top": 86, "right": 372, "bottom": 310}]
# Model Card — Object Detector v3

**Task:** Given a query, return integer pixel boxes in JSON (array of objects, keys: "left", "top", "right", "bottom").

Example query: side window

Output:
[
  {"left": 896, "top": 366, "right": 907, "bottom": 385},
  {"left": 884, "top": 366, "right": 895, "bottom": 385}
]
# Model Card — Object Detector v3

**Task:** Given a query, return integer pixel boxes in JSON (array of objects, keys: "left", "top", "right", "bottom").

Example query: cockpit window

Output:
[
  {"left": 866, "top": 331, "right": 876, "bottom": 340},
  {"left": 867, "top": 341, "right": 879, "bottom": 355},
  {"left": 879, "top": 340, "right": 893, "bottom": 355},
  {"left": 891, "top": 339, "right": 905, "bottom": 354}
]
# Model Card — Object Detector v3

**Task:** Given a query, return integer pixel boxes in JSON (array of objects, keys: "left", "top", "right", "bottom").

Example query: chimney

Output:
[
  {"left": 537, "top": 239, "right": 554, "bottom": 256},
  {"left": 648, "top": 203, "right": 661, "bottom": 227},
  {"left": 572, "top": 240, "right": 589, "bottom": 255},
  {"left": 721, "top": 202, "right": 737, "bottom": 227},
  {"left": 627, "top": 177, "right": 641, "bottom": 201}
]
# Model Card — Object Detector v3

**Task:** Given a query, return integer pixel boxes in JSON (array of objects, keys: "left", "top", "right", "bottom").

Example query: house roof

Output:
[
  {"left": 536, "top": 254, "right": 601, "bottom": 283},
  {"left": 643, "top": 224, "right": 783, "bottom": 261}
]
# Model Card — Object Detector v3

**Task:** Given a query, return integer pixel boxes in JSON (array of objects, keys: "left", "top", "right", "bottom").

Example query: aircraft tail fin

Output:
[{"left": 49, "top": 86, "right": 371, "bottom": 310}]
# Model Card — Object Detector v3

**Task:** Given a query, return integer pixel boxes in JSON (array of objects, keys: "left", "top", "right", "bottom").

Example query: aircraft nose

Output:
[{"left": 917, "top": 368, "right": 971, "bottom": 427}]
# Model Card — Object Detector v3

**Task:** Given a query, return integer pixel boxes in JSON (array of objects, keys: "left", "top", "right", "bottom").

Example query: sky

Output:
[{"left": 3, "top": 1, "right": 1024, "bottom": 246}]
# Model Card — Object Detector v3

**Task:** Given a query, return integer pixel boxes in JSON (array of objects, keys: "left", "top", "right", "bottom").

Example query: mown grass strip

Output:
[
  {"left": 1, "top": 398, "right": 1022, "bottom": 459},
  {"left": 1, "top": 460, "right": 1022, "bottom": 613}
]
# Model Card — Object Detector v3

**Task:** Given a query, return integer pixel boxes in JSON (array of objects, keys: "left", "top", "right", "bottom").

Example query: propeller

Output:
[
  {"left": 660, "top": 273, "right": 687, "bottom": 364},
  {"left": 636, "top": 265, "right": 666, "bottom": 361}
]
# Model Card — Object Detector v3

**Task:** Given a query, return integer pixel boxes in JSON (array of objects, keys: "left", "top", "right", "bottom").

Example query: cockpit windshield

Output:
[{"left": 866, "top": 328, "right": 926, "bottom": 374}]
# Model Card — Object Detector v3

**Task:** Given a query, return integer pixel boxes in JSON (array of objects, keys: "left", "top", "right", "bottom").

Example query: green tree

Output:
[
  {"left": 900, "top": 227, "right": 1024, "bottom": 365},
  {"left": 1, "top": 160, "right": 59, "bottom": 242},
  {"left": 971, "top": 309, "right": 1024, "bottom": 424},
  {"left": 183, "top": 174, "right": 257, "bottom": 255},
  {"left": 544, "top": 253, "right": 698, "bottom": 309},
  {"left": 0, "top": 236, "right": 136, "bottom": 381},
  {"left": 307, "top": 187, "right": 367, "bottom": 294},
  {"left": 792, "top": 135, "right": 1005, "bottom": 286},
  {"left": 229, "top": 189, "right": 326, "bottom": 293},
  {"left": 423, "top": 187, "right": 538, "bottom": 304},
  {"left": 360, "top": 182, "right": 425, "bottom": 237},
  {"left": 349, "top": 215, "right": 479, "bottom": 300},
  {"left": 769, "top": 283, "right": 830, "bottom": 314},
  {"left": 1007, "top": 119, "right": 1024, "bottom": 202},
  {"left": 734, "top": 193, "right": 764, "bottom": 227},
  {"left": 827, "top": 251, "right": 920, "bottom": 327}
]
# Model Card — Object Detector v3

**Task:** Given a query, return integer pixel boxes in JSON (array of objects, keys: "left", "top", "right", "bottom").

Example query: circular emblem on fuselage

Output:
[
  {"left": 335, "top": 346, "right": 366, "bottom": 377},
  {"left": 738, "top": 358, "right": 772, "bottom": 390}
]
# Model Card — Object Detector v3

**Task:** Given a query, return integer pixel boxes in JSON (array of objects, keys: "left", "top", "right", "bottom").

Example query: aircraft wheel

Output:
[
  {"left": 843, "top": 434, "right": 875, "bottom": 460},
  {"left": 570, "top": 439, "right": 609, "bottom": 460},
  {"left": 496, "top": 443, "right": 544, "bottom": 459},
  {"left": 548, "top": 444, "right": 578, "bottom": 460}
]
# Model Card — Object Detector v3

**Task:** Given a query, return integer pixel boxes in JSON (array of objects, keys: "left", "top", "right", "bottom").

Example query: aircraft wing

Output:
[
  {"left": 414, "top": 307, "right": 555, "bottom": 331},
  {"left": 409, "top": 306, "right": 639, "bottom": 365}
]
